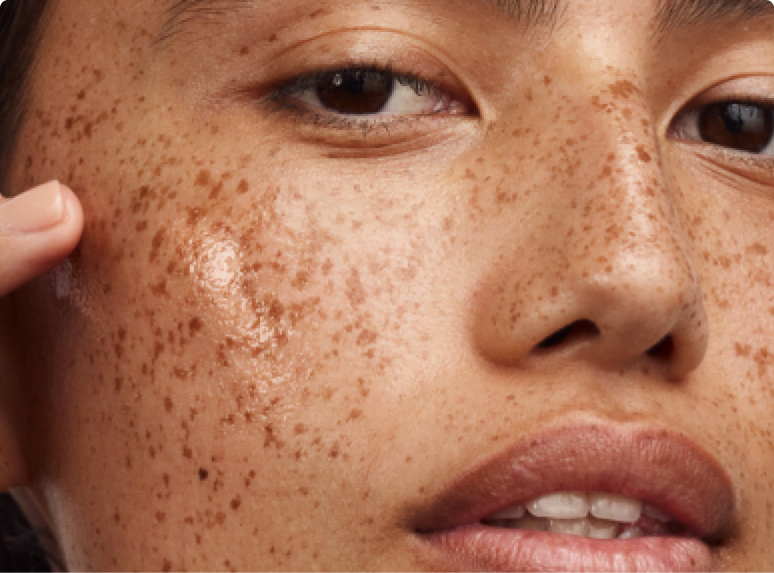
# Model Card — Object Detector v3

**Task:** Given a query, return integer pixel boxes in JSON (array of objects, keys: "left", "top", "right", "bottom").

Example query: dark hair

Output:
[
  {"left": 0, "top": 0, "right": 51, "bottom": 195},
  {"left": 0, "top": 493, "right": 51, "bottom": 572},
  {"left": 0, "top": 3, "right": 56, "bottom": 570}
]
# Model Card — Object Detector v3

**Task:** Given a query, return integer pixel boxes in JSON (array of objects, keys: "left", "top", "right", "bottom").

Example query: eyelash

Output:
[
  {"left": 672, "top": 95, "right": 774, "bottom": 144},
  {"left": 670, "top": 94, "right": 774, "bottom": 180},
  {"left": 261, "top": 61, "right": 454, "bottom": 133}
]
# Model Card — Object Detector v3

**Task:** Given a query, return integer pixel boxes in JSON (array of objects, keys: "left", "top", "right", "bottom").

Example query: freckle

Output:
[
  {"left": 347, "top": 408, "right": 363, "bottom": 421},
  {"left": 189, "top": 317, "right": 203, "bottom": 336},
  {"left": 264, "top": 423, "right": 283, "bottom": 449},
  {"left": 150, "top": 229, "right": 166, "bottom": 262},
  {"left": 209, "top": 181, "right": 223, "bottom": 199},
  {"left": 195, "top": 170, "right": 211, "bottom": 187},
  {"left": 237, "top": 179, "right": 249, "bottom": 194},
  {"left": 151, "top": 280, "right": 168, "bottom": 296},
  {"left": 267, "top": 33, "right": 277, "bottom": 42},
  {"left": 293, "top": 423, "right": 307, "bottom": 435},
  {"left": 747, "top": 243, "right": 768, "bottom": 256},
  {"left": 543, "top": 76, "right": 552, "bottom": 85},
  {"left": 636, "top": 145, "right": 651, "bottom": 163},
  {"left": 162, "top": 560, "right": 172, "bottom": 572},
  {"left": 230, "top": 496, "right": 242, "bottom": 510}
]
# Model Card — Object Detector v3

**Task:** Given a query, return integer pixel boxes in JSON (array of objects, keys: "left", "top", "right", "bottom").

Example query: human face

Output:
[{"left": 8, "top": 0, "right": 774, "bottom": 570}]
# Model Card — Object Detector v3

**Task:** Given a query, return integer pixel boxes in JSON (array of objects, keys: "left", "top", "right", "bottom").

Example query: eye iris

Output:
[
  {"left": 699, "top": 102, "right": 774, "bottom": 153},
  {"left": 316, "top": 70, "right": 394, "bottom": 115}
]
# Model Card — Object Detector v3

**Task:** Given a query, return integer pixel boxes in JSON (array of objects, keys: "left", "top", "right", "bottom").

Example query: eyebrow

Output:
[
  {"left": 653, "top": 0, "right": 774, "bottom": 34},
  {"left": 160, "top": 0, "right": 774, "bottom": 42},
  {"left": 159, "top": 0, "right": 564, "bottom": 41}
]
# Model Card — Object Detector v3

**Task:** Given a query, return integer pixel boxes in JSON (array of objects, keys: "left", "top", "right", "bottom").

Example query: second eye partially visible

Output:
[{"left": 671, "top": 98, "right": 774, "bottom": 155}]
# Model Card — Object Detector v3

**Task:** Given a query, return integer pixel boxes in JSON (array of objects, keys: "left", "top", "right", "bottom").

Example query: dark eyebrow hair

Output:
[
  {"left": 653, "top": 0, "right": 774, "bottom": 34},
  {"left": 159, "top": 0, "right": 564, "bottom": 42},
  {"left": 161, "top": 0, "right": 250, "bottom": 41},
  {"left": 159, "top": 0, "right": 774, "bottom": 43}
]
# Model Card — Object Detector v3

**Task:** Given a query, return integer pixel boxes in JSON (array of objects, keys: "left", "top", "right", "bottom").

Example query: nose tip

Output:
[
  {"left": 568, "top": 284, "right": 709, "bottom": 379},
  {"left": 473, "top": 259, "right": 709, "bottom": 380}
]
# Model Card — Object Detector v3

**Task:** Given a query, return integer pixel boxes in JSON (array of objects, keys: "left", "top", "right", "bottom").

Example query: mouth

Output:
[
  {"left": 412, "top": 421, "right": 735, "bottom": 572},
  {"left": 480, "top": 491, "right": 684, "bottom": 540}
]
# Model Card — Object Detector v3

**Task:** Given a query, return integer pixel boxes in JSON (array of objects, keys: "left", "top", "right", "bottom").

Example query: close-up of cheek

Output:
[
  {"left": 662, "top": 161, "right": 774, "bottom": 555},
  {"left": 9, "top": 13, "right": 474, "bottom": 567}
]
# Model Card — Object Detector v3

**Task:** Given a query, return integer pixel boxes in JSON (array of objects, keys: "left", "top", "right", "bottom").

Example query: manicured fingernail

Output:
[{"left": 0, "top": 180, "right": 65, "bottom": 233}]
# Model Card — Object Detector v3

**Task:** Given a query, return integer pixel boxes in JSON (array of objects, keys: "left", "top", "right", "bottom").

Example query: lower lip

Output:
[{"left": 419, "top": 524, "right": 713, "bottom": 572}]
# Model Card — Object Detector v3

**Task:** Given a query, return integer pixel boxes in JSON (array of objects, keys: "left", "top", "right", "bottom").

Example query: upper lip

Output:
[{"left": 412, "top": 419, "right": 735, "bottom": 543}]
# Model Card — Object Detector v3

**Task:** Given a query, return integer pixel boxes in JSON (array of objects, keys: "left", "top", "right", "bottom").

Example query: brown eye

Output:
[
  {"left": 698, "top": 102, "right": 774, "bottom": 153},
  {"left": 316, "top": 70, "right": 394, "bottom": 115}
]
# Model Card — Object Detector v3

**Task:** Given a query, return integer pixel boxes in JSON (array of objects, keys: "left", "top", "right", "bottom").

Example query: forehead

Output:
[{"left": 159, "top": 0, "right": 773, "bottom": 37}]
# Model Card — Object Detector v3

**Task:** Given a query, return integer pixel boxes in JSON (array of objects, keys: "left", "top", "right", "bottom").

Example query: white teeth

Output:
[
  {"left": 482, "top": 492, "right": 677, "bottom": 540},
  {"left": 587, "top": 517, "right": 619, "bottom": 540},
  {"left": 589, "top": 493, "right": 643, "bottom": 523},
  {"left": 527, "top": 492, "right": 590, "bottom": 519},
  {"left": 488, "top": 505, "right": 526, "bottom": 520},
  {"left": 548, "top": 518, "right": 588, "bottom": 537}
]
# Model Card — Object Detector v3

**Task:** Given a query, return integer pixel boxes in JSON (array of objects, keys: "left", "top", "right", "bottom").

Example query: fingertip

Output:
[
  {"left": 57, "top": 182, "right": 84, "bottom": 235},
  {"left": 0, "top": 181, "right": 85, "bottom": 296}
]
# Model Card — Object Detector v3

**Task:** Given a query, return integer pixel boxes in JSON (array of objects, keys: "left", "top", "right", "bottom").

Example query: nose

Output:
[{"left": 471, "top": 83, "right": 708, "bottom": 380}]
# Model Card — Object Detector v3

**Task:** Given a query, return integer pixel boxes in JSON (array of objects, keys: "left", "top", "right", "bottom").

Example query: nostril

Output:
[
  {"left": 647, "top": 335, "right": 674, "bottom": 361},
  {"left": 537, "top": 320, "right": 601, "bottom": 349}
]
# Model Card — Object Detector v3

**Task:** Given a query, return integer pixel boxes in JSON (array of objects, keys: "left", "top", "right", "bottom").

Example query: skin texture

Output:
[{"left": 4, "top": 0, "right": 774, "bottom": 569}]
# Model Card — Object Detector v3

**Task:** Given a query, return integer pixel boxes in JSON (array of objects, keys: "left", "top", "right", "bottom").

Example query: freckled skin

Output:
[{"left": 5, "top": 0, "right": 774, "bottom": 570}]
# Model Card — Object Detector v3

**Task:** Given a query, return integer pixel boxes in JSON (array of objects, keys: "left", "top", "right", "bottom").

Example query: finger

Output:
[{"left": 0, "top": 180, "right": 84, "bottom": 296}]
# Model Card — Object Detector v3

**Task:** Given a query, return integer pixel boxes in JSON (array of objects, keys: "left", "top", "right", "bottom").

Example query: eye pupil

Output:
[
  {"left": 699, "top": 102, "right": 774, "bottom": 153},
  {"left": 316, "top": 70, "right": 394, "bottom": 115}
]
